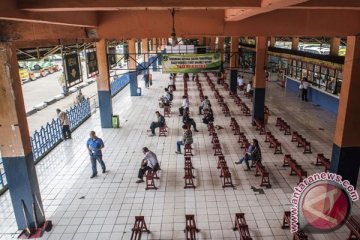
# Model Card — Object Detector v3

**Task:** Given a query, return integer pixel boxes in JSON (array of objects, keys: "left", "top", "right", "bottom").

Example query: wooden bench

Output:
[
  {"left": 211, "top": 132, "right": 219, "bottom": 144},
  {"left": 315, "top": 153, "right": 331, "bottom": 172},
  {"left": 291, "top": 131, "right": 312, "bottom": 154},
  {"left": 221, "top": 103, "right": 231, "bottom": 117},
  {"left": 232, "top": 122, "right": 242, "bottom": 135},
  {"left": 145, "top": 170, "right": 158, "bottom": 190},
  {"left": 217, "top": 155, "right": 226, "bottom": 169},
  {"left": 221, "top": 166, "right": 235, "bottom": 188},
  {"left": 254, "top": 162, "right": 271, "bottom": 188},
  {"left": 130, "top": 216, "right": 150, "bottom": 240},
  {"left": 185, "top": 156, "right": 194, "bottom": 169},
  {"left": 184, "top": 215, "right": 200, "bottom": 240},
  {"left": 164, "top": 105, "right": 171, "bottom": 118},
  {"left": 240, "top": 103, "right": 251, "bottom": 116},
  {"left": 223, "top": 82, "right": 229, "bottom": 91},
  {"left": 254, "top": 119, "right": 266, "bottom": 135},
  {"left": 287, "top": 156, "right": 308, "bottom": 183},
  {"left": 282, "top": 154, "right": 292, "bottom": 167},
  {"left": 265, "top": 131, "right": 282, "bottom": 154},
  {"left": 281, "top": 211, "right": 290, "bottom": 229},
  {"left": 184, "top": 166, "right": 196, "bottom": 189},
  {"left": 184, "top": 144, "right": 193, "bottom": 156},
  {"left": 159, "top": 123, "right": 168, "bottom": 137},
  {"left": 293, "top": 231, "right": 308, "bottom": 240},
  {"left": 213, "top": 142, "right": 223, "bottom": 156},
  {"left": 276, "top": 117, "right": 291, "bottom": 135},
  {"left": 234, "top": 96, "right": 243, "bottom": 106},
  {"left": 346, "top": 216, "right": 360, "bottom": 240},
  {"left": 208, "top": 123, "right": 215, "bottom": 136},
  {"left": 233, "top": 213, "right": 252, "bottom": 240}
]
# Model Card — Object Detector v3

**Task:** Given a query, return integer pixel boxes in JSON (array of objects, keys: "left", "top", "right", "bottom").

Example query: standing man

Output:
[
  {"left": 86, "top": 131, "right": 106, "bottom": 178},
  {"left": 302, "top": 77, "right": 309, "bottom": 101},
  {"left": 136, "top": 147, "right": 160, "bottom": 183},
  {"left": 175, "top": 125, "right": 193, "bottom": 154},
  {"left": 149, "top": 111, "right": 165, "bottom": 136},
  {"left": 56, "top": 109, "right": 71, "bottom": 140}
]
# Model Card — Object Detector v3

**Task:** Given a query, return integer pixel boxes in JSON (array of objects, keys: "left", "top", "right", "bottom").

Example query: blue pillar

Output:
[
  {"left": 230, "top": 69, "right": 238, "bottom": 93},
  {"left": 3, "top": 154, "right": 45, "bottom": 229},
  {"left": 0, "top": 42, "right": 46, "bottom": 230},
  {"left": 331, "top": 146, "right": 360, "bottom": 188},
  {"left": 96, "top": 39, "right": 113, "bottom": 128},
  {"left": 252, "top": 88, "right": 266, "bottom": 123},
  {"left": 98, "top": 90, "right": 113, "bottom": 128},
  {"left": 129, "top": 71, "right": 139, "bottom": 96}
]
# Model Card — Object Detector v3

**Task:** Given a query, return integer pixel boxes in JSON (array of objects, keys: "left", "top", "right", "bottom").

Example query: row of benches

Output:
[
  {"left": 184, "top": 156, "right": 196, "bottom": 189},
  {"left": 205, "top": 80, "right": 235, "bottom": 189},
  {"left": 230, "top": 118, "right": 272, "bottom": 188}
]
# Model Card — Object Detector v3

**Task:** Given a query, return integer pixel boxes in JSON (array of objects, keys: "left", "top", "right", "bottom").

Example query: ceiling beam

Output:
[
  {"left": 18, "top": 0, "right": 261, "bottom": 11},
  {"left": 289, "top": 0, "right": 360, "bottom": 9},
  {"left": 225, "top": 0, "right": 310, "bottom": 21},
  {"left": 97, "top": 9, "right": 360, "bottom": 38},
  {"left": 0, "top": 0, "right": 97, "bottom": 27},
  {"left": 0, "top": 20, "right": 88, "bottom": 42}
]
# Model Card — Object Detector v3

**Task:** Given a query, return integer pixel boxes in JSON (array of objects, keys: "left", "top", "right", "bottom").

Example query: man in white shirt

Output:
[
  {"left": 302, "top": 78, "right": 310, "bottom": 101},
  {"left": 179, "top": 95, "right": 190, "bottom": 116},
  {"left": 246, "top": 81, "right": 253, "bottom": 94},
  {"left": 237, "top": 75, "right": 244, "bottom": 89},
  {"left": 56, "top": 109, "right": 71, "bottom": 140},
  {"left": 199, "top": 96, "right": 210, "bottom": 115},
  {"left": 136, "top": 147, "right": 160, "bottom": 183}
]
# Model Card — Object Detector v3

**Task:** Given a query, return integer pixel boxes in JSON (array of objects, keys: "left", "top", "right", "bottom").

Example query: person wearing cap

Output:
[
  {"left": 136, "top": 147, "right": 160, "bottom": 183},
  {"left": 56, "top": 108, "right": 71, "bottom": 140},
  {"left": 149, "top": 111, "right": 165, "bottom": 136}
]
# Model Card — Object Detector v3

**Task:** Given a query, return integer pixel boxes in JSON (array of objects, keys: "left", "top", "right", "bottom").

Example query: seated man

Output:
[
  {"left": 235, "top": 139, "right": 262, "bottom": 170},
  {"left": 149, "top": 111, "right": 165, "bottom": 136},
  {"left": 160, "top": 88, "right": 171, "bottom": 106},
  {"left": 237, "top": 75, "right": 244, "bottom": 90},
  {"left": 202, "top": 106, "right": 214, "bottom": 125},
  {"left": 179, "top": 95, "right": 189, "bottom": 116},
  {"left": 168, "top": 76, "right": 176, "bottom": 91},
  {"left": 246, "top": 81, "right": 253, "bottom": 96},
  {"left": 199, "top": 96, "right": 210, "bottom": 115},
  {"left": 136, "top": 147, "right": 160, "bottom": 183},
  {"left": 183, "top": 111, "right": 199, "bottom": 132},
  {"left": 175, "top": 125, "right": 193, "bottom": 154}
]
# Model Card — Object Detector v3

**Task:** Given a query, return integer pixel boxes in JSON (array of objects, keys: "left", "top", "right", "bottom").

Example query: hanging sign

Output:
[
  {"left": 162, "top": 53, "right": 221, "bottom": 73},
  {"left": 86, "top": 51, "right": 98, "bottom": 75},
  {"left": 108, "top": 47, "right": 116, "bottom": 66},
  {"left": 64, "top": 53, "right": 81, "bottom": 84}
]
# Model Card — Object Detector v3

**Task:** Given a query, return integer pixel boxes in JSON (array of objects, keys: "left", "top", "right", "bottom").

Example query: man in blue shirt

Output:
[{"left": 86, "top": 131, "right": 106, "bottom": 178}]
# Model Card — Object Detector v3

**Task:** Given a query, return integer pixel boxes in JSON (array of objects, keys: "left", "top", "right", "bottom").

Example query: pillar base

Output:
[
  {"left": 98, "top": 90, "right": 113, "bottom": 128},
  {"left": 3, "top": 153, "right": 46, "bottom": 230},
  {"left": 252, "top": 88, "right": 266, "bottom": 124},
  {"left": 331, "top": 144, "right": 360, "bottom": 188},
  {"left": 230, "top": 69, "right": 238, "bottom": 93}
]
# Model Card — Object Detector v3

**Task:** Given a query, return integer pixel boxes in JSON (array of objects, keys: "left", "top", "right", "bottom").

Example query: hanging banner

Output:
[
  {"left": 86, "top": 51, "right": 99, "bottom": 76},
  {"left": 64, "top": 53, "right": 81, "bottom": 85},
  {"left": 162, "top": 53, "right": 221, "bottom": 73}
]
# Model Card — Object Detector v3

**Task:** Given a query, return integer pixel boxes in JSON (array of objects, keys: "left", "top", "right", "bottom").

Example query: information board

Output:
[
  {"left": 64, "top": 53, "right": 81, "bottom": 85},
  {"left": 86, "top": 51, "right": 98, "bottom": 76}
]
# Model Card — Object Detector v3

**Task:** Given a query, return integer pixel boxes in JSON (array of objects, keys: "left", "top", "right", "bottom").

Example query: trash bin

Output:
[
  {"left": 137, "top": 87, "right": 142, "bottom": 96},
  {"left": 112, "top": 115, "right": 120, "bottom": 128}
]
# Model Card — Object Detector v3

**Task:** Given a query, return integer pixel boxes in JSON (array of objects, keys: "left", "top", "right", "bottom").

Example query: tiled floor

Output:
[{"left": 0, "top": 71, "right": 357, "bottom": 239}]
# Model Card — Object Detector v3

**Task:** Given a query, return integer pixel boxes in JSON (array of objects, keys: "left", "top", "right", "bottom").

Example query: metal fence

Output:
[
  {"left": 31, "top": 99, "right": 91, "bottom": 162},
  {"left": 111, "top": 74, "right": 130, "bottom": 97},
  {"left": 0, "top": 99, "right": 91, "bottom": 195}
]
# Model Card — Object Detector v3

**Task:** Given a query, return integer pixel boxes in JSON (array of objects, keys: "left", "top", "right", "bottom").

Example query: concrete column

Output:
[
  {"left": 128, "top": 39, "right": 139, "bottom": 96},
  {"left": 330, "top": 36, "right": 360, "bottom": 188},
  {"left": 152, "top": 38, "right": 157, "bottom": 54},
  {"left": 292, "top": 37, "right": 299, "bottom": 50},
  {"left": 270, "top": 37, "right": 276, "bottom": 47},
  {"left": 150, "top": 38, "right": 158, "bottom": 71},
  {"left": 330, "top": 37, "right": 341, "bottom": 56},
  {"left": 142, "top": 38, "right": 149, "bottom": 72},
  {"left": 0, "top": 42, "right": 46, "bottom": 230},
  {"left": 96, "top": 39, "right": 113, "bottom": 128},
  {"left": 229, "top": 37, "right": 239, "bottom": 93},
  {"left": 252, "top": 36, "right": 267, "bottom": 124}
]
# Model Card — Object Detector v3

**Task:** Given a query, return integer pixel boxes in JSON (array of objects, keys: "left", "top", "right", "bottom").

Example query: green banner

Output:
[{"left": 162, "top": 53, "right": 221, "bottom": 73}]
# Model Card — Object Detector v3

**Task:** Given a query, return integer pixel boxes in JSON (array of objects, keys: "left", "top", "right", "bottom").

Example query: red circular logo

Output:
[{"left": 301, "top": 182, "right": 351, "bottom": 231}]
